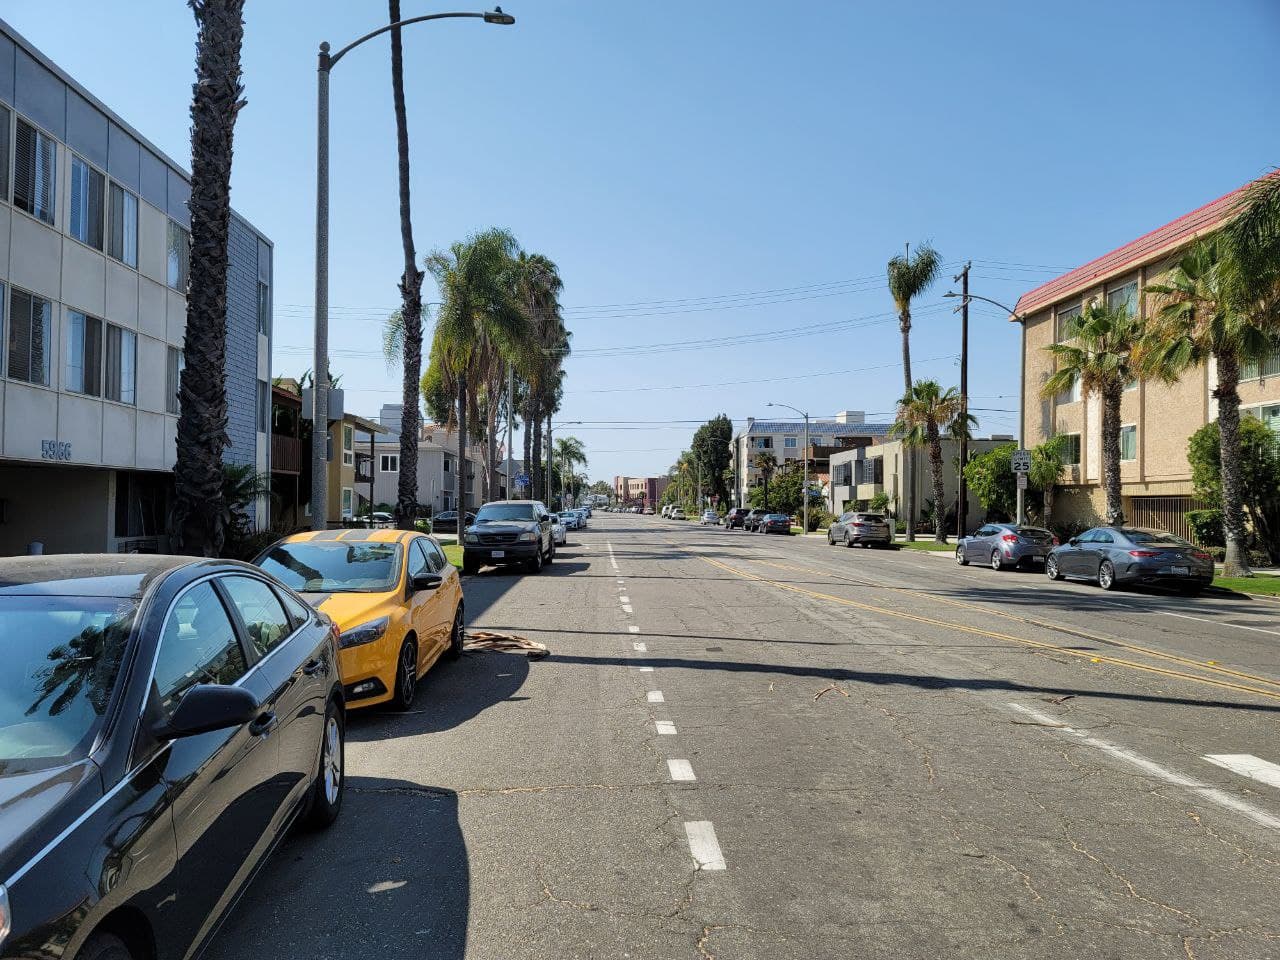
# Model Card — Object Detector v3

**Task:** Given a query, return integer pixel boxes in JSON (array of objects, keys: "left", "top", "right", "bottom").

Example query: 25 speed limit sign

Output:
[{"left": 1011, "top": 449, "right": 1032, "bottom": 473}]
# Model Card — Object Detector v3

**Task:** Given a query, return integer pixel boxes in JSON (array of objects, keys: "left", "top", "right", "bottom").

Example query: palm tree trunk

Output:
[
  {"left": 522, "top": 391, "right": 533, "bottom": 500},
  {"left": 1100, "top": 385, "right": 1125, "bottom": 526},
  {"left": 388, "top": 0, "right": 423, "bottom": 531},
  {"left": 927, "top": 421, "right": 946, "bottom": 542},
  {"left": 1044, "top": 483, "right": 1055, "bottom": 530},
  {"left": 169, "top": 0, "right": 245, "bottom": 557},
  {"left": 901, "top": 308, "right": 915, "bottom": 542},
  {"left": 1215, "top": 352, "right": 1253, "bottom": 576},
  {"left": 530, "top": 395, "right": 543, "bottom": 500},
  {"left": 456, "top": 377, "right": 468, "bottom": 512},
  {"left": 486, "top": 397, "right": 499, "bottom": 501}
]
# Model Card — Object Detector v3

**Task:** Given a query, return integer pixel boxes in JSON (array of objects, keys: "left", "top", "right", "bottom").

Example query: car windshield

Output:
[
  {"left": 258, "top": 541, "right": 402, "bottom": 593},
  {"left": 766, "top": 514, "right": 789, "bottom": 520},
  {"left": 475, "top": 504, "right": 536, "bottom": 522},
  {"left": 1121, "top": 528, "right": 1189, "bottom": 546},
  {"left": 0, "top": 595, "right": 136, "bottom": 774}
]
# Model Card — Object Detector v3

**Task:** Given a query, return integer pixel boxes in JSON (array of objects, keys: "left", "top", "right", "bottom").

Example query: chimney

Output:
[{"left": 835, "top": 410, "right": 864, "bottom": 425}]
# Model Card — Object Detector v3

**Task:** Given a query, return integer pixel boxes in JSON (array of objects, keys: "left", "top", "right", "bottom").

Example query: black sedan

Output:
[
  {"left": 0, "top": 555, "right": 344, "bottom": 960},
  {"left": 430, "top": 510, "right": 475, "bottom": 534},
  {"left": 1046, "top": 526, "right": 1214, "bottom": 593},
  {"left": 758, "top": 513, "right": 792, "bottom": 534}
]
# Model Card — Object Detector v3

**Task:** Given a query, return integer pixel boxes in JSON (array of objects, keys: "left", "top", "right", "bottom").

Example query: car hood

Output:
[
  {"left": 0, "top": 759, "right": 102, "bottom": 878},
  {"left": 302, "top": 590, "right": 396, "bottom": 630},
  {"left": 467, "top": 521, "right": 537, "bottom": 534}
]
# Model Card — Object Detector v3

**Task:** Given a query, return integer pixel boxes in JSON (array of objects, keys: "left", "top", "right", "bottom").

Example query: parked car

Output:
[
  {"left": 430, "top": 510, "right": 475, "bottom": 534},
  {"left": 743, "top": 508, "right": 769, "bottom": 531},
  {"left": 957, "top": 523, "right": 1058, "bottom": 570},
  {"left": 358, "top": 511, "right": 395, "bottom": 528},
  {"left": 0, "top": 554, "right": 345, "bottom": 960},
  {"left": 828, "top": 511, "right": 893, "bottom": 548},
  {"left": 759, "top": 513, "right": 792, "bottom": 534},
  {"left": 671, "top": 507, "right": 687, "bottom": 520},
  {"left": 1045, "top": 526, "right": 1213, "bottom": 593},
  {"left": 462, "top": 500, "right": 556, "bottom": 574},
  {"left": 724, "top": 507, "right": 750, "bottom": 529},
  {"left": 257, "top": 529, "right": 464, "bottom": 710},
  {"left": 558, "top": 511, "right": 580, "bottom": 530},
  {"left": 661, "top": 505, "right": 671, "bottom": 518},
  {"left": 551, "top": 516, "right": 567, "bottom": 546},
  {"left": 700, "top": 509, "right": 719, "bottom": 525}
]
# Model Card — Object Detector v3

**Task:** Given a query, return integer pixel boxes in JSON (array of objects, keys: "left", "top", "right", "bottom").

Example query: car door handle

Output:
[
  {"left": 303, "top": 658, "right": 324, "bottom": 676},
  {"left": 249, "top": 711, "right": 277, "bottom": 737}
]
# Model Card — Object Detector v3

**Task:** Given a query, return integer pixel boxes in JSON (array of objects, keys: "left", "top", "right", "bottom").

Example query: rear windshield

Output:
[
  {"left": 0, "top": 595, "right": 136, "bottom": 773},
  {"left": 258, "top": 541, "right": 402, "bottom": 593},
  {"left": 475, "top": 504, "right": 536, "bottom": 522},
  {"left": 1121, "top": 528, "right": 1188, "bottom": 546},
  {"left": 1018, "top": 527, "right": 1054, "bottom": 538},
  {"left": 854, "top": 514, "right": 885, "bottom": 522}
]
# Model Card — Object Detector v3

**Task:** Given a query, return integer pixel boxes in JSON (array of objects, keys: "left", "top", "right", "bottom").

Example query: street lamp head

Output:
[
  {"left": 484, "top": 6, "right": 516, "bottom": 24},
  {"left": 943, "top": 291, "right": 959, "bottom": 298}
]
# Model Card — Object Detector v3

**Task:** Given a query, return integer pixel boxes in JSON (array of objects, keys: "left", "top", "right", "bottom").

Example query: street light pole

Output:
[
  {"left": 311, "top": 8, "right": 514, "bottom": 530},
  {"left": 954, "top": 261, "right": 970, "bottom": 540},
  {"left": 767, "top": 402, "right": 810, "bottom": 535}
]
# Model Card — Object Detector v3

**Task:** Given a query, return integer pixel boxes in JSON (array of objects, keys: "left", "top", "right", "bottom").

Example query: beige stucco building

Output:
[{"left": 1016, "top": 178, "right": 1280, "bottom": 539}]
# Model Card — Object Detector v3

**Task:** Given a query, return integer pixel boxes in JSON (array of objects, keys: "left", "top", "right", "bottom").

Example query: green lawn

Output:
[
  {"left": 1213, "top": 573, "right": 1280, "bottom": 597},
  {"left": 442, "top": 542, "right": 463, "bottom": 569},
  {"left": 896, "top": 540, "right": 956, "bottom": 552}
]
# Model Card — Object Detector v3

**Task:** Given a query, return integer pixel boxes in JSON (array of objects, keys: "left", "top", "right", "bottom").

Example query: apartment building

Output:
[
  {"left": 371, "top": 421, "right": 483, "bottom": 515},
  {"left": 731, "top": 411, "right": 893, "bottom": 509},
  {"left": 614, "top": 475, "right": 669, "bottom": 507},
  {"left": 1016, "top": 177, "right": 1279, "bottom": 539},
  {"left": 0, "top": 20, "right": 272, "bottom": 555}
]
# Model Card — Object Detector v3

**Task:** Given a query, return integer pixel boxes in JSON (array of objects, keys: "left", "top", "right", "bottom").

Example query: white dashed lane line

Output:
[
  {"left": 668, "top": 759, "right": 696, "bottom": 782},
  {"left": 628, "top": 626, "right": 641, "bottom": 634},
  {"left": 619, "top": 595, "right": 630, "bottom": 603},
  {"left": 634, "top": 641, "right": 647, "bottom": 652},
  {"left": 647, "top": 690, "right": 664, "bottom": 702},
  {"left": 636, "top": 666, "right": 654, "bottom": 672},
  {"left": 684, "top": 821, "right": 726, "bottom": 870},
  {"left": 622, "top": 604, "right": 634, "bottom": 613},
  {"left": 655, "top": 720, "right": 677, "bottom": 735}
]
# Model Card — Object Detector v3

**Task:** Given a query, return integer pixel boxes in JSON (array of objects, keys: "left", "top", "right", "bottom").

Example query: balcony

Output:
[{"left": 272, "top": 434, "right": 302, "bottom": 474}]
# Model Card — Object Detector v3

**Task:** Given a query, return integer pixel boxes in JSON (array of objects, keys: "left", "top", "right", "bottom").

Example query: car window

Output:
[
  {"left": 407, "top": 541, "right": 430, "bottom": 579},
  {"left": 276, "top": 587, "right": 313, "bottom": 629},
  {"left": 855, "top": 514, "right": 884, "bottom": 522},
  {"left": 475, "top": 504, "right": 536, "bottom": 522},
  {"left": 1121, "top": 528, "right": 1185, "bottom": 546},
  {"left": 421, "top": 539, "right": 447, "bottom": 572},
  {"left": 257, "top": 541, "right": 402, "bottom": 593},
  {"left": 221, "top": 576, "right": 292, "bottom": 658},
  {"left": 1092, "top": 530, "right": 1114, "bottom": 544},
  {"left": 153, "top": 582, "right": 248, "bottom": 719},
  {"left": 976, "top": 526, "right": 993, "bottom": 537}
]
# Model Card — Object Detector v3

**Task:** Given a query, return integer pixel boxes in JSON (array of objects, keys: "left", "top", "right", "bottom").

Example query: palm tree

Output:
[
  {"left": 891, "top": 380, "right": 964, "bottom": 543},
  {"left": 385, "top": 0, "right": 425, "bottom": 530},
  {"left": 753, "top": 450, "right": 777, "bottom": 511},
  {"left": 887, "top": 242, "right": 942, "bottom": 541},
  {"left": 168, "top": 0, "right": 246, "bottom": 556},
  {"left": 1224, "top": 171, "right": 1280, "bottom": 312},
  {"left": 1029, "top": 434, "right": 1070, "bottom": 529},
  {"left": 1143, "top": 235, "right": 1280, "bottom": 576},
  {"left": 1041, "top": 300, "right": 1145, "bottom": 527},
  {"left": 425, "top": 228, "right": 525, "bottom": 512},
  {"left": 511, "top": 252, "right": 567, "bottom": 502}
]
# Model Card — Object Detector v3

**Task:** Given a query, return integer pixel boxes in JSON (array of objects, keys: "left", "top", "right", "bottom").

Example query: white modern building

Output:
[{"left": 0, "top": 19, "right": 272, "bottom": 554}]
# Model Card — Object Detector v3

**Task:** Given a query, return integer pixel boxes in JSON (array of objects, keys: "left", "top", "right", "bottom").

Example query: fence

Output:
[{"left": 1128, "top": 495, "right": 1209, "bottom": 543}]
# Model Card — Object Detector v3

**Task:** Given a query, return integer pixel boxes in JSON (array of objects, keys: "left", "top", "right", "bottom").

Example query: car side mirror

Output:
[
  {"left": 412, "top": 573, "right": 443, "bottom": 592},
  {"left": 1068, "top": 537, "right": 1080, "bottom": 546},
  {"left": 158, "top": 684, "right": 260, "bottom": 740}
]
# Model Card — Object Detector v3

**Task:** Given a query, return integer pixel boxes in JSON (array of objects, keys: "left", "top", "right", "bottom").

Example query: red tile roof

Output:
[{"left": 1011, "top": 175, "right": 1273, "bottom": 318}]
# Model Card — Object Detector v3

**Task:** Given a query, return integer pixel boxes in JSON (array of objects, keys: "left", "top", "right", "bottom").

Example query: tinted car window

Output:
[
  {"left": 154, "top": 582, "right": 248, "bottom": 718},
  {"left": 475, "top": 504, "right": 536, "bottom": 522},
  {"left": 276, "top": 587, "right": 313, "bottom": 629},
  {"left": 258, "top": 541, "right": 402, "bottom": 593},
  {"left": 1121, "top": 528, "right": 1187, "bottom": 546},
  {"left": 423, "top": 540, "right": 448, "bottom": 572},
  {"left": 407, "top": 541, "right": 430, "bottom": 579},
  {"left": 222, "top": 576, "right": 292, "bottom": 658},
  {"left": 854, "top": 514, "right": 884, "bottom": 522},
  {"left": 0, "top": 595, "right": 135, "bottom": 771}
]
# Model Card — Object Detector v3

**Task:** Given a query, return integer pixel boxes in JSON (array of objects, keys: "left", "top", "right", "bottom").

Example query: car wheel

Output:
[
  {"left": 546, "top": 541, "right": 555, "bottom": 564},
  {"left": 391, "top": 637, "right": 418, "bottom": 710},
  {"left": 75, "top": 932, "right": 135, "bottom": 960},
  {"left": 990, "top": 550, "right": 1003, "bottom": 571},
  {"left": 1046, "top": 555, "right": 1063, "bottom": 580},
  {"left": 844, "top": 534, "right": 854, "bottom": 548},
  {"left": 446, "top": 605, "right": 465, "bottom": 660},
  {"left": 305, "top": 700, "right": 344, "bottom": 828},
  {"left": 526, "top": 549, "right": 544, "bottom": 574},
  {"left": 956, "top": 545, "right": 968, "bottom": 565},
  {"left": 1098, "top": 560, "right": 1118, "bottom": 591}
]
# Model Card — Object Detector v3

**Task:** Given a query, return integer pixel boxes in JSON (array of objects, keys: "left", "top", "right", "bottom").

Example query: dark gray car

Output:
[
  {"left": 1046, "top": 526, "right": 1214, "bottom": 593},
  {"left": 957, "top": 523, "right": 1057, "bottom": 570},
  {"left": 828, "top": 511, "right": 892, "bottom": 548}
]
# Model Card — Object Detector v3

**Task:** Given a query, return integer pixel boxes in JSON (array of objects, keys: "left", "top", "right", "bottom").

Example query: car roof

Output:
[
  {"left": 276, "top": 529, "right": 421, "bottom": 545},
  {"left": 0, "top": 553, "right": 211, "bottom": 598}
]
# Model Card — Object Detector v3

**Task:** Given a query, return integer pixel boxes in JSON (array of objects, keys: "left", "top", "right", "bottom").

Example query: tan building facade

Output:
[{"left": 1016, "top": 179, "right": 1280, "bottom": 539}]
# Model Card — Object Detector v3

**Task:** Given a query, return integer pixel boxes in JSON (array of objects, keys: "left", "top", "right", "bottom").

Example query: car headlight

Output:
[
  {"left": 464, "top": 533, "right": 479, "bottom": 544},
  {"left": 516, "top": 531, "right": 538, "bottom": 542},
  {"left": 338, "top": 616, "right": 390, "bottom": 649}
]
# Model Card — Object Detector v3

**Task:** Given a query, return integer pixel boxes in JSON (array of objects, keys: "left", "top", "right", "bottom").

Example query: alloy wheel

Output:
[
  {"left": 400, "top": 643, "right": 416, "bottom": 703},
  {"left": 1099, "top": 561, "right": 1116, "bottom": 590},
  {"left": 990, "top": 551, "right": 1002, "bottom": 571},
  {"left": 323, "top": 715, "right": 342, "bottom": 804}
]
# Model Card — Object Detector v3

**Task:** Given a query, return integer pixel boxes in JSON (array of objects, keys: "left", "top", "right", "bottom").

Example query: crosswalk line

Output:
[{"left": 1205, "top": 754, "right": 1280, "bottom": 790}]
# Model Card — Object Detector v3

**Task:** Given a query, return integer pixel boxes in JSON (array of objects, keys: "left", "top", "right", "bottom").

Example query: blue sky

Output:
[{"left": 8, "top": 0, "right": 1279, "bottom": 481}]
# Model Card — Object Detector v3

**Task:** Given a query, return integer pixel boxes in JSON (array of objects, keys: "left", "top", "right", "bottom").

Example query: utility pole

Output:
[
  {"left": 545, "top": 415, "right": 553, "bottom": 507},
  {"left": 955, "top": 261, "right": 970, "bottom": 540},
  {"left": 506, "top": 362, "right": 515, "bottom": 498}
]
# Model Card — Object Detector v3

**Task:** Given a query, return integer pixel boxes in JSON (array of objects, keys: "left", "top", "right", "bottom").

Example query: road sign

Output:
[
  {"left": 1016, "top": 472, "right": 1028, "bottom": 490},
  {"left": 1011, "top": 449, "right": 1032, "bottom": 473},
  {"left": 515, "top": 473, "right": 529, "bottom": 486}
]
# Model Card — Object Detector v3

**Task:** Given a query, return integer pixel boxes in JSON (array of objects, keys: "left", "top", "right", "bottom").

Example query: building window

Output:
[
  {"left": 167, "top": 220, "right": 190, "bottom": 291},
  {"left": 166, "top": 346, "right": 184, "bottom": 415},
  {"left": 0, "top": 104, "right": 9, "bottom": 202},
  {"left": 1119, "top": 424, "right": 1137, "bottom": 462},
  {"left": 69, "top": 156, "right": 105, "bottom": 250},
  {"left": 1106, "top": 281, "right": 1139, "bottom": 317},
  {"left": 341, "top": 487, "right": 354, "bottom": 517},
  {"left": 784, "top": 437, "right": 798, "bottom": 448},
  {"left": 443, "top": 457, "right": 451, "bottom": 472},
  {"left": 1244, "top": 403, "right": 1280, "bottom": 441},
  {"left": 104, "top": 325, "right": 136, "bottom": 404},
  {"left": 1058, "top": 433, "right": 1082, "bottom": 466},
  {"left": 1243, "top": 348, "right": 1280, "bottom": 382},
  {"left": 342, "top": 424, "right": 354, "bottom": 466},
  {"left": 1056, "top": 372, "right": 1081, "bottom": 405},
  {"left": 108, "top": 183, "right": 139, "bottom": 267},
  {"left": 753, "top": 437, "right": 772, "bottom": 449},
  {"left": 257, "top": 380, "right": 269, "bottom": 432},
  {"left": 66, "top": 311, "right": 104, "bottom": 396},
  {"left": 8, "top": 288, "right": 52, "bottom": 385},
  {"left": 13, "top": 118, "right": 55, "bottom": 225},
  {"left": 257, "top": 281, "right": 270, "bottom": 335},
  {"left": 1054, "top": 303, "right": 1081, "bottom": 342},
  {"left": 380, "top": 453, "right": 399, "bottom": 473}
]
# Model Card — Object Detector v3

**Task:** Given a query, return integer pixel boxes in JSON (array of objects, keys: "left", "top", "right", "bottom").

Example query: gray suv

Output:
[
  {"left": 463, "top": 500, "right": 555, "bottom": 574},
  {"left": 828, "top": 512, "right": 892, "bottom": 547}
]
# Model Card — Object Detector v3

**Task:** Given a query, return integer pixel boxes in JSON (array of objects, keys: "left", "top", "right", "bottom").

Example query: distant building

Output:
[
  {"left": 614, "top": 475, "right": 669, "bottom": 507},
  {"left": 371, "top": 423, "right": 484, "bottom": 515}
]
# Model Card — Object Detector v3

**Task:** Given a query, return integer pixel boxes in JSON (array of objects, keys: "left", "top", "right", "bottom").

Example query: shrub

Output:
[
  {"left": 806, "top": 507, "right": 833, "bottom": 531},
  {"left": 1184, "top": 509, "right": 1224, "bottom": 548},
  {"left": 1050, "top": 520, "right": 1092, "bottom": 543},
  {"left": 414, "top": 518, "right": 433, "bottom": 534}
]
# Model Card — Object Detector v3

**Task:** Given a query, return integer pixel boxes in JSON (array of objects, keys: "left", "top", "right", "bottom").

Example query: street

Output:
[{"left": 208, "top": 513, "right": 1280, "bottom": 960}]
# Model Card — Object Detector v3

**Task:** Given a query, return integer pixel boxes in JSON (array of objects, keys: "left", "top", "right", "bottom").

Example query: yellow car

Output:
[{"left": 256, "top": 529, "right": 464, "bottom": 710}]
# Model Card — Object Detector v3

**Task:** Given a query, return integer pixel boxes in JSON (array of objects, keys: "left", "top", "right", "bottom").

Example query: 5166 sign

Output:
[{"left": 41, "top": 440, "right": 72, "bottom": 462}]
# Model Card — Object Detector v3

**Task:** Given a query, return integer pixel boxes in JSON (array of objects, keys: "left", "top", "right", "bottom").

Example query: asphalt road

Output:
[{"left": 207, "top": 514, "right": 1280, "bottom": 960}]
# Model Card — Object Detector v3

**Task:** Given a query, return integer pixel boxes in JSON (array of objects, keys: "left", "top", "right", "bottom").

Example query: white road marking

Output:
[
  {"left": 622, "top": 604, "right": 633, "bottom": 613},
  {"left": 1008, "top": 704, "right": 1280, "bottom": 830},
  {"left": 628, "top": 626, "right": 641, "bottom": 634},
  {"left": 634, "top": 641, "right": 647, "bottom": 652},
  {"left": 668, "top": 759, "right": 696, "bottom": 781},
  {"left": 684, "top": 821, "right": 726, "bottom": 870},
  {"left": 1159, "top": 611, "right": 1280, "bottom": 638},
  {"left": 636, "top": 666, "right": 654, "bottom": 672},
  {"left": 647, "top": 690, "right": 664, "bottom": 703},
  {"left": 655, "top": 720, "right": 677, "bottom": 735},
  {"left": 619, "top": 595, "right": 630, "bottom": 603},
  {"left": 1205, "top": 754, "right": 1280, "bottom": 790}
]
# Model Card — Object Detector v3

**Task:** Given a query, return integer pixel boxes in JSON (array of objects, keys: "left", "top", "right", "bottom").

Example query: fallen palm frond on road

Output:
[{"left": 464, "top": 630, "right": 550, "bottom": 660}]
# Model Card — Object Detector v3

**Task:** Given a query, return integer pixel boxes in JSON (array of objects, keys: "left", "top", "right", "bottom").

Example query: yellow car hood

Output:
[{"left": 303, "top": 590, "right": 396, "bottom": 631}]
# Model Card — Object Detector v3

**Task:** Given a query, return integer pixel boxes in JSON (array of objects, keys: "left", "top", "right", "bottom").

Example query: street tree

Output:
[
  {"left": 169, "top": 0, "right": 246, "bottom": 557},
  {"left": 1041, "top": 300, "right": 1145, "bottom": 526},
  {"left": 1029, "top": 434, "right": 1071, "bottom": 529},
  {"left": 752, "top": 450, "right": 777, "bottom": 511},
  {"left": 1185, "top": 418, "right": 1280, "bottom": 562},
  {"left": 891, "top": 380, "right": 964, "bottom": 543},
  {"left": 691, "top": 414, "right": 733, "bottom": 506},
  {"left": 511, "top": 251, "right": 567, "bottom": 502}
]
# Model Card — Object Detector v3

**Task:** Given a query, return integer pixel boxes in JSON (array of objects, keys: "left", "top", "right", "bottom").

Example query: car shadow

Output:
[{"left": 203, "top": 777, "right": 467, "bottom": 960}]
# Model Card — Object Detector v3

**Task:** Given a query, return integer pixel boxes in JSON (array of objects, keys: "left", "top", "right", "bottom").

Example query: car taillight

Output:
[
  {"left": 1191, "top": 550, "right": 1212, "bottom": 561},
  {"left": 1052, "top": 536, "right": 1060, "bottom": 546},
  {"left": 1001, "top": 534, "right": 1019, "bottom": 542},
  {"left": 1128, "top": 550, "right": 1160, "bottom": 557}
]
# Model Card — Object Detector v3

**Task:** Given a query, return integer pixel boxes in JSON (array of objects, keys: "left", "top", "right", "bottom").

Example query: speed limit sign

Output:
[{"left": 1011, "top": 449, "right": 1032, "bottom": 473}]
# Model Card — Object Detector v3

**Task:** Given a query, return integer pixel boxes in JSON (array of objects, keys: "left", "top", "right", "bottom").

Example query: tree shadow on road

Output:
[{"left": 204, "top": 777, "right": 467, "bottom": 960}]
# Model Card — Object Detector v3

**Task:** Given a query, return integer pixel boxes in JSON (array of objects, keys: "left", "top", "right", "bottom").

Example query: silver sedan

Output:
[{"left": 957, "top": 523, "right": 1058, "bottom": 570}]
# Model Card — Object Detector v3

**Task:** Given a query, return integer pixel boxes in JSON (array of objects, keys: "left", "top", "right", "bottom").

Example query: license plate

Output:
[
  {"left": 1171, "top": 565, "right": 1189, "bottom": 576},
  {"left": 491, "top": 550, "right": 505, "bottom": 558},
  {"left": 1031, "top": 556, "right": 1044, "bottom": 563}
]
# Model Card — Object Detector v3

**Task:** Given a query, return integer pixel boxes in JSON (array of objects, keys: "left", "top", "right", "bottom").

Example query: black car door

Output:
[{"left": 143, "top": 579, "right": 290, "bottom": 951}]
